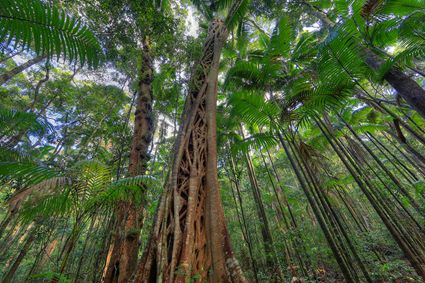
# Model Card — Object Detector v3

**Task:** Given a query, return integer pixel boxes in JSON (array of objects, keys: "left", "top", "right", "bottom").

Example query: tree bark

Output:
[
  {"left": 102, "top": 36, "right": 154, "bottom": 283},
  {"left": 134, "top": 18, "right": 247, "bottom": 282},
  {"left": 0, "top": 55, "right": 45, "bottom": 85}
]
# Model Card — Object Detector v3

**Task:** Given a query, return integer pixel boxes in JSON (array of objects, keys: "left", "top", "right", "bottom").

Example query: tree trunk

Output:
[
  {"left": 302, "top": 2, "right": 425, "bottom": 119},
  {"left": 226, "top": 152, "right": 259, "bottom": 282},
  {"left": 2, "top": 226, "right": 37, "bottom": 283},
  {"left": 0, "top": 212, "right": 13, "bottom": 240},
  {"left": 56, "top": 221, "right": 82, "bottom": 280},
  {"left": 134, "top": 19, "right": 247, "bottom": 282},
  {"left": 364, "top": 50, "right": 425, "bottom": 119},
  {"left": 94, "top": 214, "right": 114, "bottom": 283},
  {"left": 0, "top": 55, "right": 45, "bottom": 85},
  {"left": 102, "top": 36, "right": 154, "bottom": 283},
  {"left": 74, "top": 216, "right": 96, "bottom": 282},
  {"left": 244, "top": 148, "right": 283, "bottom": 281},
  {"left": 32, "top": 238, "right": 58, "bottom": 275},
  {"left": 316, "top": 119, "right": 425, "bottom": 279}
]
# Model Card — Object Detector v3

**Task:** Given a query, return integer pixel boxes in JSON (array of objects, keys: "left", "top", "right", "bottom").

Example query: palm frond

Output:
[
  {"left": 84, "top": 175, "right": 160, "bottom": 210},
  {"left": 109, "top": 175, "right": 160, "bottom": 189},
  {"left": 229, "top": 91, "right": 280, "bottom": 127},
  {"left": 379, "top": 0, "right": 425, "bottom": 16},
  {"left": 0, "top": 0, "right": 102, "bottom": 67},
  {"left": 225, "top": 60, "right": 263, "bottom": 88},
  {"left": 291, "top": 31, "right": 318, "bottom": 62},
  {"left": 351, "top": 123, "right": 387, "bottom": 134},
  {"left": 225, "top": 0, "right": 250, "bottom": 30},
  {"left": 319, "top": 22, "right": 370, "bottom": 84},
  {"left": 68, "top": 160, "right": 112, "bottom": 200},
  {"left": 230, "top": 132, "right": 277, "bottom": 155},
  {"left": 18, "top": 188, "right": 73, "bottom": 222},
  {"left": 0, "top": 146, "right": 32, "bottom": 162},
  {"left": 8, "top": 176, "right": 71, "bottom": 213},
  {"left": 392, "top": 11, "right": 425, "bottom": 66},
  {"left": 0, "top": 161, "right": 61, "bottom": 187},
  {"left": 268, "top": 16, "right": 292, "bottom": 58}
]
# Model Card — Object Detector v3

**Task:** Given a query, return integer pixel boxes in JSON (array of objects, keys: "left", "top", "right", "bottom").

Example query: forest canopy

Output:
[{"left": 0, "top": 0, "right": 424, "bottom": 282}]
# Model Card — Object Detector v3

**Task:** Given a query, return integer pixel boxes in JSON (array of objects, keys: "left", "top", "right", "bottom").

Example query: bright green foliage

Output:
[
  {"left": 0, "top": 0, "right": 424, "bottom": 282},
  {"left": 0, "top": 0, "right": 102, "bottom": 67}
]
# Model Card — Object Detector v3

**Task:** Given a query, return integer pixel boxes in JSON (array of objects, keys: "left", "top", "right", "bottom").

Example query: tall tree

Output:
[{"left": 135, "top": 1, "right": 250, "bottom": 281}]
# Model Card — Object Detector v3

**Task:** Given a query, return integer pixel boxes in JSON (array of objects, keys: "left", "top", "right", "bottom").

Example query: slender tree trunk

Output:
[
  {"left": 74, "top": 216, "right": 96, "bottom": 282},
  {"left": 2, "top": 226, "right": 37, "bottom": 283},
  {"left": 243, "top": 147, "right": 283, "bottom": 281},
  {"left": 31, "top": 239, "right": 58, "bottom": 276},
  {"left": 0, "top": 222, "right": 28, "bottom": 258},
  {"left": 94, "top": 213, "right": 114, "bottom": 283},
  {"left": 0, "top": 55, "right": 45, "bottom": 85},
  {"left": 388, "top": 122, "right": 425, "bottom": 166},
  {"left": 382, "top": 131, "right": 425, "bottom": 176},
  {"left": 0, "top": 212, "right": 13, "bottom": 240},
  {"left": 276, "top": 132, "right": 356, "bottom": 283},
  {"left": 226, "top": 151, "right": 259, "bottom": 282},
  {"left": 134, "top": 18, "right": 247, "bottom": 282},
  {"left": 102, "top": 36, "right": 155, "bottom": 283},
  {"left": 366, "top": 132, "right": 418, "bottom": 183},
  {"left": 56, "top": 220, "right": 82, "bottom": 281},
  {"left": 316, "top": 119, "right": 425, "bottom": 279},
  {"left": 262, "top": 148, "right": 310, "bottom": 279},
  {"left": 339, "top": 115, "right": 424, "bottom": 213}
]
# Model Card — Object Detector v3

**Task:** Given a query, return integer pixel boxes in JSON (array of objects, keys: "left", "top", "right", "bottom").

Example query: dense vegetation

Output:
[{"left": 0, "top": 0, "right": 424, "bottom": 282}]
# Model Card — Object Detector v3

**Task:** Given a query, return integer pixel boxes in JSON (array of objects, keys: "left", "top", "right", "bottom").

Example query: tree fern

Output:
[{"left": 0, "top": 0, "right": 102, "bottom": 67}]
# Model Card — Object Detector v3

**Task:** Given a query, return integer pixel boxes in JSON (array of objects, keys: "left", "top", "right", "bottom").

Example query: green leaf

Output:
[{"left": 0, "top": 0, "right": 103, "bottom": 67}]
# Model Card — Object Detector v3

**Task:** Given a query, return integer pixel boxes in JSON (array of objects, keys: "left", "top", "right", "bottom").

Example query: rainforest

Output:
[{"left": 0, "top": 0, "right": 424, "bottom": 282}]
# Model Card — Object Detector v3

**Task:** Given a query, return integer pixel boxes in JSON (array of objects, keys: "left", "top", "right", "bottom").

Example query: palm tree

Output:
[{"left": 223, "top": 13, "right": 425, "bottom": 280}]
